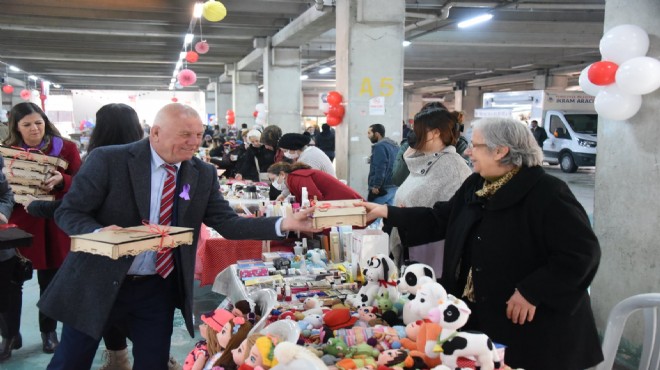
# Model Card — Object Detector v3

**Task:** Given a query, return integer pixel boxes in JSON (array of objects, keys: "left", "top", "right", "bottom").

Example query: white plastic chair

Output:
[{"left": 596, "top": 293, "right": 660, "bottom": 370}]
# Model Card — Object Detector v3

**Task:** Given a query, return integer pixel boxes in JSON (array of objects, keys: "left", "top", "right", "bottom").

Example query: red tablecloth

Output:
[{"left": 196, "top": 235, "right": 294, "bottom": 286}]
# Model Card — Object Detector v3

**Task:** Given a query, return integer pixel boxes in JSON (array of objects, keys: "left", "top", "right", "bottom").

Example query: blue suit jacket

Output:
[{"left": 39, "top": 139, "right": 280, "bottom": 339}]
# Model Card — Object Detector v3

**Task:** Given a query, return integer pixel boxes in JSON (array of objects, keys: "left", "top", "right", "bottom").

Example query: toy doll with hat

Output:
[
  {"left": 183, "top": 309, "right": 235, "bottom": 370},
  {"left": 323, "top": 308, "right": 358, "bottom": 331},
  {"left": 211, "top": 315, "right": 255, "bottom": 369}
]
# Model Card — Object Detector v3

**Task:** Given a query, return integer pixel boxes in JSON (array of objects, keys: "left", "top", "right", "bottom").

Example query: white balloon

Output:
[
  {"left": 31, "top": 89, "right": 40, "bottom": 98},
  {"left": 616, "top": 56, "right": 660, "bottom": 95},
  {"left": 320, "top": 102, "right": 330, "bottom": 114},
  {"left": 600, "top": 24, "right": 650, "bottom": 65},
  {"left": 256, "top": 111, "right": 266, "bottom": 119},
  {"left": 255, "top": 103, "right": 266, "bottom": 113},
  {"left": 579, "top": 64, "right": 603, "bottom": 96},
  {"left": 255, "top": 117, "right": 266, "bottom": 126},
  {"left": 594, "top": 85, "right": 642, "bottom": 121}
]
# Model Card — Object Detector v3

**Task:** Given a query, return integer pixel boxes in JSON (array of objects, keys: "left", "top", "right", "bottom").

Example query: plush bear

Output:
[
  {"left": 402, "top": 278, "right": 446, "bottom": 325},
  {"left": 427, "top": 295, "right": 501, "bottom": 370}
]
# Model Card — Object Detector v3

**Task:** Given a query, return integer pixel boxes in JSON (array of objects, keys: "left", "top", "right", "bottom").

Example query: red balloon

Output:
[
  {"left": 253, "top": 111, "right": 258, "bottom": 118},
  {"left": 186, "top": 51, "right": 199, "bottom": 63},
  {"left": 171, "top": 97, "right": 178, "bottom": 102},
  {"left": 328, "top": 105, "right": 345, "bottom": 118},
  {"left": 2, "top": 85, "right": 14, "bottom": 94},
  {"left": 326, "top": 115, "right": 342, "bottom": 126},
  {"left": 226, "top": 109, "right": 235, "bottom": 117},
  {"left": 226, "top": 115, "right": 235, "bottom": 125},
  {"left": 327, "top": 91, "right": 342, "bottom": 107},
  {"left": 20, "top": 89, "right": 31, "bottom": 100},
  {"left": 588, "top": 61, "right": 618, "bottom": 86}
]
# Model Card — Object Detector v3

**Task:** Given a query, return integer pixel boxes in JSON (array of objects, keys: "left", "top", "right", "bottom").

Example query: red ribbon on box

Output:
[
  {"left": 114, "top": 220, "right": 174, "bottom": 252},
  {"left": 0, "top": 223, "right": 18, "bottom": 230},
  {"left": 7, "top": 146, "right": 49, "bottom": 177}
]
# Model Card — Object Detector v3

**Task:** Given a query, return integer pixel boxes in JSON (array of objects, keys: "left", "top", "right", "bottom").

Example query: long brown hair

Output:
[
  {"left": 214, "top": 319, "right": 254, "bottom": 368},
  {"left": 412, "top": 107, "right": 460, "bottom": 150},
  {"left": 266, "top": 161, "right": 311, "bottom": 175},
  {"left": 4, "top": 102, "right": 62, "bottom": 147}
]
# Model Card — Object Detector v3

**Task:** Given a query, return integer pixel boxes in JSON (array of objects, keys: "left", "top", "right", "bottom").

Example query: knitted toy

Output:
[
  {"left": 427, "top": 295, "right": 501, "bottom": 370},
  {"left": 396, "top": 263, "right": 436, "bottom": 299},
  {"left": 377, "top": 348, "right": 428, "bottom": 370},
  {"left": 335, "top": 357, "right": 377, "bottom": 370},
  {"left": 245, "top": 335, "right": 280, "bottom": 369},
  {"left": 270, "top": 341, "right": 329, "bottom": 370}
]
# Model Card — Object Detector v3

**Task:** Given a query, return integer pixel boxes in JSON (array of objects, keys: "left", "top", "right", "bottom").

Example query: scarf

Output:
[{"left": 463, "top": 166, "right": 520, "bottom": 302}]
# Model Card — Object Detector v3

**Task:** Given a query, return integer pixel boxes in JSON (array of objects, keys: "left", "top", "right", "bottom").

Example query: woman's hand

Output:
[
  {"left": 235, "top": 173, "right": 243, "bottom": 180},
  {"left": 23, "top": 195, "right": 37, "bottom": 214},
  {"left": 41, "top": 169, "right": 64, "bottom": 192},
  {"left": 355, "top": 201, "right": 388, "bottom": 222},
  {"left": 506, "top": 289, "right": 536, "bottom": 325}
]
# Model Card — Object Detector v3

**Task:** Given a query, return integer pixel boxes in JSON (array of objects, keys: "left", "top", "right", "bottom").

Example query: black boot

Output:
[
  {"left": 41, "top": 331, "right": 59, "bottom": 354},
  {"left": 0, "top": 333, "right": 22, "bottom": 361}
]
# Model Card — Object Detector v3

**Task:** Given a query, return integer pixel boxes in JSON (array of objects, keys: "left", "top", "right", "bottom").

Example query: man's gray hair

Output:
[{"left": 472, "top": 117, "right": 543, "bottom": 167}]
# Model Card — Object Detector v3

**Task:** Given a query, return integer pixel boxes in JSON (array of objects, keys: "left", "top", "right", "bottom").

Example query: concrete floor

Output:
[{"left": 0, "top": 164, "right": 596, "bottom": 369}]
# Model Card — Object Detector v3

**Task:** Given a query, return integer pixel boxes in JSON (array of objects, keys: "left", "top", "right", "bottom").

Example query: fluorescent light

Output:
[
  {"left": 52, "top": 84, "right": 61, "bottom": 88},
  {"left": 300, "top": 75, "right": 309, "bottom": 80},
  {"left": 173, "top": 70, "right": 179, "bottom": 78},
  {"left": 259, "top": 88, "right": 265, "bottom": 93},
  {"left": 402, "top": 40, "right": 411, "bottom": 47},
  {"left": 176, "top": 60, "right": 183, "bottom": 70},
  {"left": 9, "top": 65, "right": 21, "bottom": 72},
  {"left": 28, "top": 75, "right": 38, "bottom": 81},
  {"left": 171, "top": 78, "right": 176, "bottom": 83},
  {"left": 435, "top": 77, "right": 449, "bottom": 82},
  {"left": 565, "top": 85, "right": 582, "bottom": 91},
  {"left": 184, "top": 33, "right": 194, "bottom": 45},
  {"left": 179, "top": 52, "right": 187, "bottom": 59},
  {"left": 511, "top": 63, "right": 534, "bottom": 69},
  {"left": 193, "top": 2, "right": 203, "bottom": 18},
  {"left": 457, "top": 13, "right": 493, "bottom": 28},
  {"left": 42, "top": 80, "right": 50, "bottom": 85},
  {"left": 319, "top": 67, "right": 332, "bottom": 74},
  {"left": 168, "top": 85, "right": 174, "bottom": 90},
  {"left": 475, "top": 70, "right": 493, "bottom": 75}
]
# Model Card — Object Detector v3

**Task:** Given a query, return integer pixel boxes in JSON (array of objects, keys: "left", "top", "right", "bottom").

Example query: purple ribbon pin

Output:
[{"left": 179, "top": 184, "right": 191, "bottom": 200}]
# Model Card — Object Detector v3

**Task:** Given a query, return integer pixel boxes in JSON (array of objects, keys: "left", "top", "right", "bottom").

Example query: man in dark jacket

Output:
[
  {"left": 316, "top": 123, "right": 335, "bottom": 162},
  {"left": 367, "top": 123, "right": 399, "bottom": 204},
  {"left": 530, "top": 120, "right": 548, "bottom": 147}
]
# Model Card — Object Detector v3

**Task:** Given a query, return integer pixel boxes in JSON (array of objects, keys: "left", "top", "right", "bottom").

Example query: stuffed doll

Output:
[
  {"left": 244, "top": 335, "right": 280, "bottom": 369},
  {"left": 212, "top": 316, "right": 255, "bottom": 370},
  {"left": 396, "top": 263, "right": 436, "bottom": 300},
  {"left": 347, "top": 254, "right": 398, "bottom": 308},
  {"left": 355, "top": 306, "right": 379, "bottom": 327},
  {"left": 377, "top": 348, "right": 428, "bottom": 370},
  {"left": 184, "top": 309, "right": 235, "bottom": 370},
  {"left": 397, "top": 319, "right": 442, "bottom": 368},
  {"left": 402, "top": 278, "right": 446, "bottom": 325},
  {"left": 232, "top": 334, "right": 262, "bottom": 369},
  {"left": 335, "top": 357, "right": 377, "bottom": 370},
  {"left": 427, "top": 295, "right": 501, "bottom": 370},
  {"left": 270, "top": 341, "right": 330, "bottom": 370}
]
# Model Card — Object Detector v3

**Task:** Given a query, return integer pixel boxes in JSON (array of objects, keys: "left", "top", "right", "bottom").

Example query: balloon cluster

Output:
[
  {"left": 254, "top": 103, "right": 267, "bottom": 127},
  {"left": 226, "top": 109, "right": 235, "bottom": 125},
  {"left": 324, "top": 91, "right": 345, "bottom": 126},
  {"left": 579, "top": 24, "right": 660, "bottom": 121}
]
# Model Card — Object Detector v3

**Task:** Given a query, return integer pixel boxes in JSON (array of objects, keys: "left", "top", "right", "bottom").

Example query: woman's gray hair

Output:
[{"left": 472, "top": 117, "right": 543, "bottom": 167}]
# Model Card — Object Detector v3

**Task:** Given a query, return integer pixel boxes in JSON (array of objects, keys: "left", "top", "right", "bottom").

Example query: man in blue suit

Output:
[{"left": 40, "top": 103, "right": 316, "bottom": 370}]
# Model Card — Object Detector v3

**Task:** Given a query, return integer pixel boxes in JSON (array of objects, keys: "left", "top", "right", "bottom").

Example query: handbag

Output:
[{"left": 12, "top": 249, "right": 33, "bottom": 283}]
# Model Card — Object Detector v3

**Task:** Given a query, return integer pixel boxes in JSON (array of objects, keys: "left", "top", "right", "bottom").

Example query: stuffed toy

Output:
[
  {"left": 397, "top": 319, "right": 442, "bottom": 368},
  {"left": 307, "top": 249, "right": 327, "bottom": 268},
  {"left": 355, "top": 306, "right": 379, "bottom": 327},
  {"left": 323, "top": 337, "right": 349, "bottom": 358},
  {"left": 402, "top": 278, "right": 446, "bottom": 325},
  {"left": 377, "top": 348, "right": 428, "bottom": 370},
  {"left": 270, "top": 341, "right": 329, "bottom": 370},
  {"left": 427, "top": 295, "right": 501, "bottom": 370},
  {"left": 212, "top": 316, "right": 255, "bottom": 369},
  {"left": 232, "top": 333, "right": 262, "bottom": 369},
  {"left": 397, "top": 263, "right": 436, "bottom": 300},
  {"left": 184, "top": 309, "right": 236, "bottom": 370},
  {"left": 245, "top": 335, "right": 280, "bottom": 369},
  {"left": 347, "top": 254, "right": 398, "bottom": 308},
  {"left": 334, "top": 325, "right": 400, "bottom": 349},
  {"left": 346, "top": 342, "right": 380, "bottom": 359},
  {"left": 299, "top": 313, "right": 323, "bottom": 332},
  {"left": 335, "top": 357, "right": 377, "bottom": 370}
]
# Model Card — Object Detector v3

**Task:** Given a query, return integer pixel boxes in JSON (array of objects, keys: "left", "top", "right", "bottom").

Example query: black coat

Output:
[{"left": 387, "top": 166, "right": 603, "bottom": 370}]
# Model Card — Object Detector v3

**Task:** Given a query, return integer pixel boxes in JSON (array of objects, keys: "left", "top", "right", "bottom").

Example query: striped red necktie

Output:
[{"left": 155, "top": 164, "right": 176, "bottom": 278}]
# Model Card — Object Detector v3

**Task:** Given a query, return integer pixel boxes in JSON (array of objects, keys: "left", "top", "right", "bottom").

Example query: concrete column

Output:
[
  {"left": 232, "top": 70, "right": 259, "bottom": 128},
  {"left": 263, "top": 46, "right": 302, "bottom": 134},
  {"left": 217, "top": 74, "right": 233, "bottom": 128},
  {"left": 404, "top": 91, "right": 424, "bottom": 122},
  {"left": 457, "top": 86, "right": 481, "bottom": 129},
  {"left": 547, "top": 75, "right": 568, "bottom": 90},
  {"left": 335, "top": 0, "right": 405, "bottom": 195},
  {"left": 590, "top": 0, "right": 660, "bottom": 362}
]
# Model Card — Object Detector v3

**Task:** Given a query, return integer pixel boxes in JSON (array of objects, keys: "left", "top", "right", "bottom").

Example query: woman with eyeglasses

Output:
[{"left": 359, "top": 117, "right": 602, "bottom": 370}]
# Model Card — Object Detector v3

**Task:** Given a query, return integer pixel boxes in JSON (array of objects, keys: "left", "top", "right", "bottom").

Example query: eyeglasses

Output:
[{"left": 468, "top": 142, "right": 488, "bottom": 149}]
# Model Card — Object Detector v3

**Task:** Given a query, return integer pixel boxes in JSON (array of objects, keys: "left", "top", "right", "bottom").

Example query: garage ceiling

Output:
[{"left": 0, "top": 0, "right": 606, "bottom": 97}]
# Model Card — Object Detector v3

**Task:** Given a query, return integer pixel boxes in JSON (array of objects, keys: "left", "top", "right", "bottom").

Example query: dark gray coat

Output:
[
  {"left": 387, "top": 166, "right": 603, "bottom": 370},
  {"left": 39, "top": 139, "right": 280, "bottom": 339}
]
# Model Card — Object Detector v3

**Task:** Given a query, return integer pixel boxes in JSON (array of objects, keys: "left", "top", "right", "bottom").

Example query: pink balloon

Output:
[
  {"left": 177, "top": 69, "right": 197, "bottom": 87},
  {"left": 195, "top": 41, "right": 210, "bottom": 54}
]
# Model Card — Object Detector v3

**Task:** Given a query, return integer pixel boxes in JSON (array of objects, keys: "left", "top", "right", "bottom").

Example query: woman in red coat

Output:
[
  {"left": 266, "top": 162, "right": 362, "bottom": 204},
  {"left": 3, "top": 102, "right": 82, "bottom": 353}
]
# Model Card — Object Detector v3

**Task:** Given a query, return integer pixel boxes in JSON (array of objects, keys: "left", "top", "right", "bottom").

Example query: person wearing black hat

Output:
[{"left": 278, "top": 133, "right": 335, "bottom": 177}]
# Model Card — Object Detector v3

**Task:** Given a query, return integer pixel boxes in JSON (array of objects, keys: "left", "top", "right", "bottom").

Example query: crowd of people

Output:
[{"left": 0, "top": 100, "right": 602, "bottom": 370}]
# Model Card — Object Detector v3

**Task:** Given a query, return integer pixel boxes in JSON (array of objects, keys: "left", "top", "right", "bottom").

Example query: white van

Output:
[{"left": 478, "top": 90, "right": 597, "bottom": 173}]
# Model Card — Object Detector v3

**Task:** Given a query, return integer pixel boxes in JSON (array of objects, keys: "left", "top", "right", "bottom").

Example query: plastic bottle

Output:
[
  {"left": 329, "top": 226, "right": 341, "bottom": 263},
  {"left": 301, "top": 187, "right": 310, "bottom": 208},
  {"left": 284, "top": 284, "right": 292, "bottom": 302}
]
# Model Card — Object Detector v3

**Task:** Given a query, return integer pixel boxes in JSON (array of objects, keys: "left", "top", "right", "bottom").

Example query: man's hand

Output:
[
  {"left": 23, "top": 195, "right": 37, "bottom": 214},
  {"left": 506, "top": 289, "right": 536, "bottom": 325},
  {"left": 354, "top": 201, "right": 388, "bottom": 222},
  {"left": 280, "top": 207, "right": 322, "bottom": 233},
  {"left": 370, "top": 187, "right": 380, "bottom": 195},
  {"left": 100, "top": 225, "right": 123, "bottom": 232},
  {"left": 0, "top": 213, "right": 7, "bottom": 224}
]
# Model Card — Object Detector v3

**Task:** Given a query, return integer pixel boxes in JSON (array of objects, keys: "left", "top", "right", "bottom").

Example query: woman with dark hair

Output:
[
  {"left": 1, "top": 102, "right": 82, "bottom": 355},
  {"left": 389, "top": 107, "right": 472, "bottom": 269},
  {"left": 266, "top": 162, "right": 362, "bottom": 204}
]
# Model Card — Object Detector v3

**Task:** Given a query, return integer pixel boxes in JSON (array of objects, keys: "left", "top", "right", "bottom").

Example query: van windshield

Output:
[{"left": 564, "top": 114, "right": 598, "bottom": 134}]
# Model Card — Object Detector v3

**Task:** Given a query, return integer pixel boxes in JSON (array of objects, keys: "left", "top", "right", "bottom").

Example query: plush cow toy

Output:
[
  {"left": 403, "top": 278, "right": 446, "bottom": 325},
  {"left": 347, "top": 254, "right": 398, "bottom": 307},
  {"left": 397, "top": 263, "right": 436, "bottom": 299},
  {"left": 427, "top": 295, "right": 501, "bottom": 370}
]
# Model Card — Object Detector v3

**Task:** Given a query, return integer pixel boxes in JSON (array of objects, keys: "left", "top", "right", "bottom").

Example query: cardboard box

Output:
[
  {"left": 3, "top": 158, "right": 56, "bottom": 173},
  {"left": 0, "top": 146, "right": 69, "bottom": 169},
  {"left": 10, "top": 184, "right": 51, "bottom": 196},
  {"left": 0, "top": 226, "right": 34, "bottom": 250},
  {"left": 70, "top": 225, "right": 194, "bottom": 259},
  {"left": 238, "top": 265, "right": 269, "bottom": 279},
  {"left": 312, "top": 200, "right": 367, "bottom": 229},
  {"left": 3, "top": 166, "right": 50, "bottom": 186},
  {"left": 13, "top": 194, "right": 56, "bottom": 206}
]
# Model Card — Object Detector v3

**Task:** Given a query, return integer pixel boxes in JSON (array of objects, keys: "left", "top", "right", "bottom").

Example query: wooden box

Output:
[
  {"left": 70, "top": 225, "right": 194, "bottom": 259},
  {"left": 10, "top": 184, "right": 51, "bottom": 196},
  {"left": 2, "top": 158, "right": 56, "bottom": 173},
  {"left": 3, "top": 166, "right": 50, "bottom": 186},
  {"left": 14, "top": 194, "right": 56, "bottom": 206},
  {"left": 312, "top": 200, "right": 367, "bottom": 229},
  {"left": 0, "top": 146, "right": 69, "bottom": 169}
]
